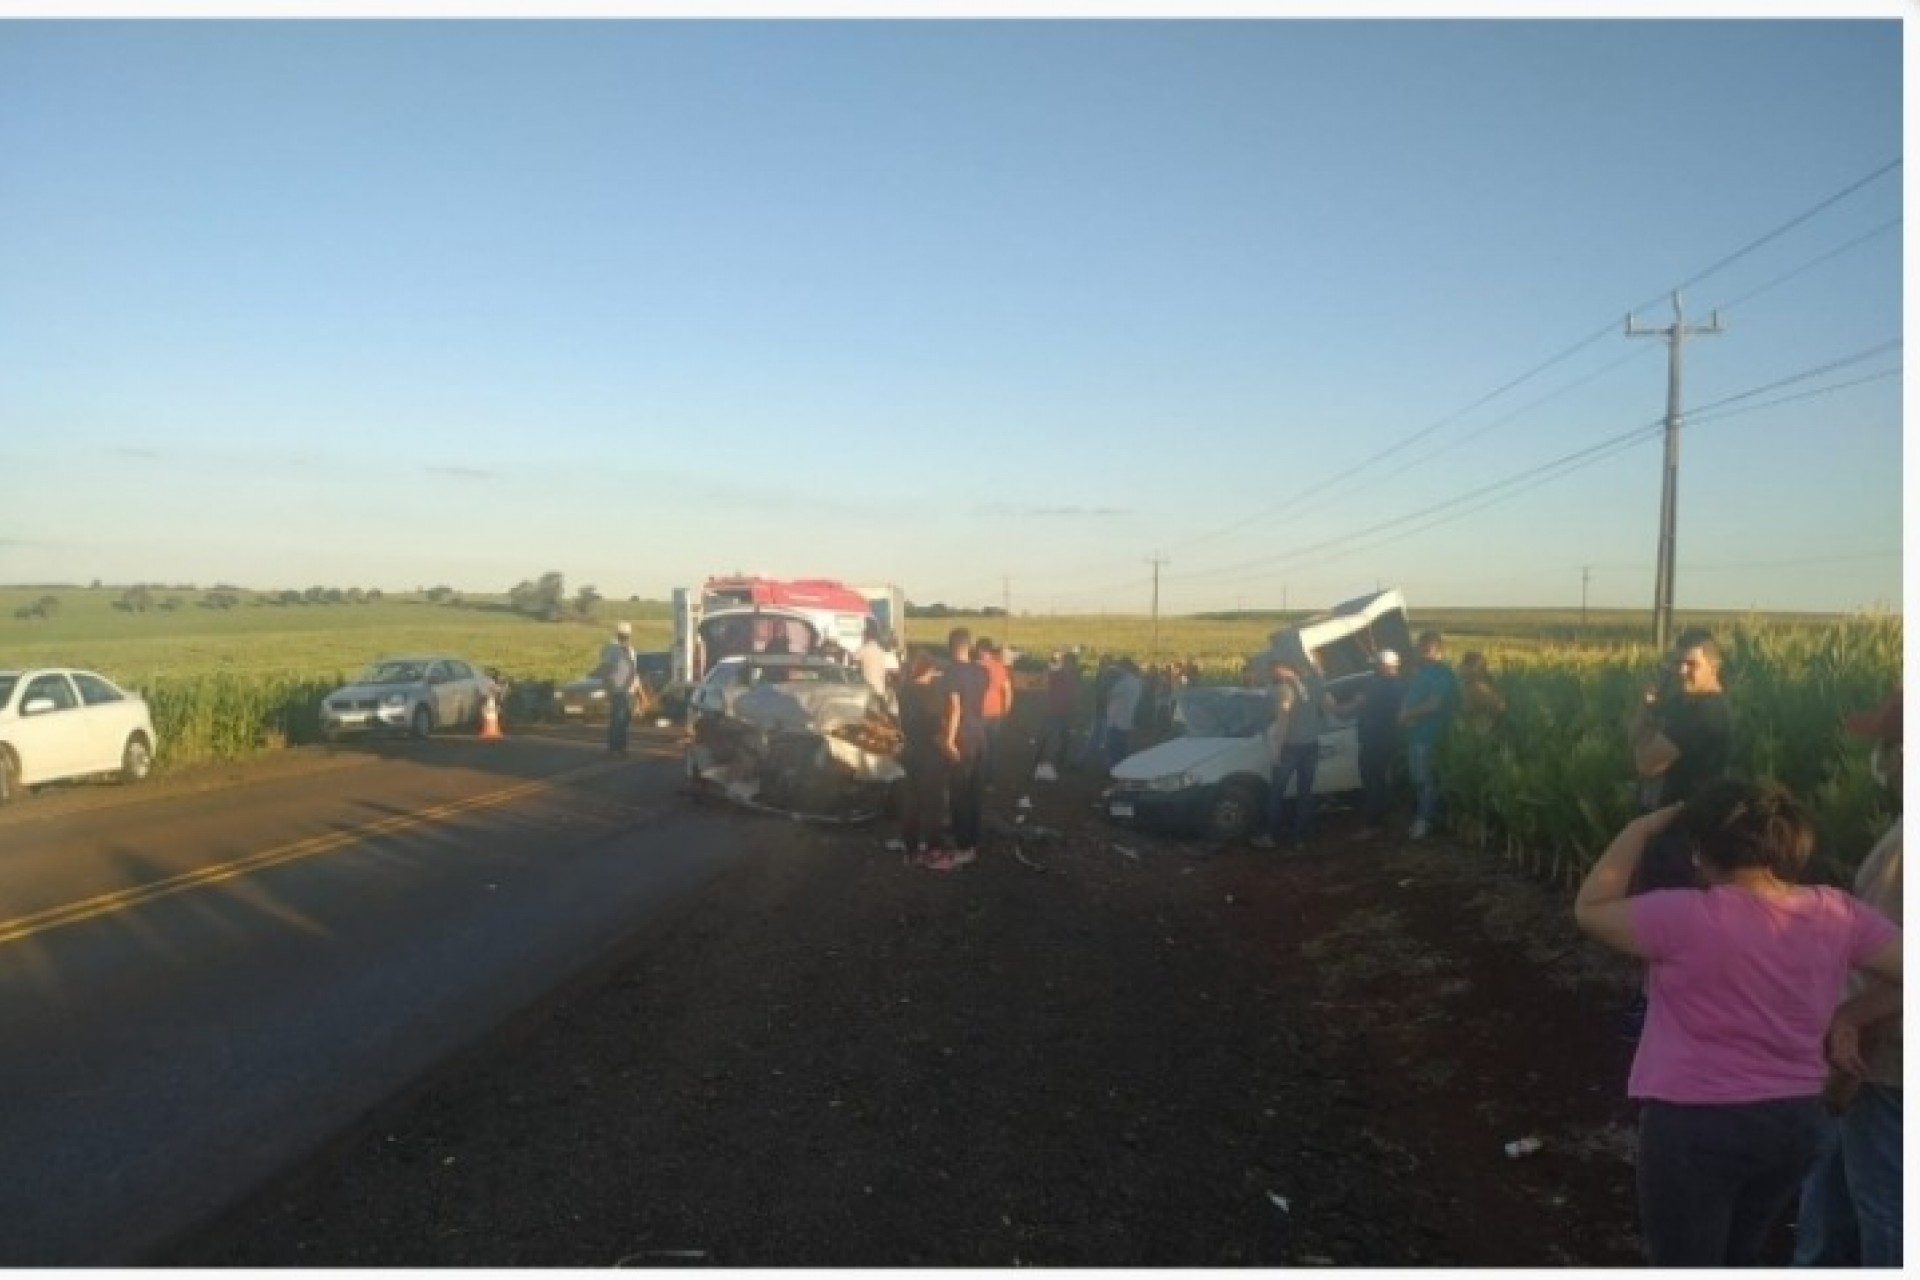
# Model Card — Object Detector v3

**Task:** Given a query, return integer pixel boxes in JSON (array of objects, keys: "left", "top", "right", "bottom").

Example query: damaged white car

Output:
[{"left": 683, "top": 654, "right": 904, "bottom": 822}]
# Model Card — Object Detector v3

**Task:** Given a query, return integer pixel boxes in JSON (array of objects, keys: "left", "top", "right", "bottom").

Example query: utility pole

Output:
[
  {"left": 1002, "top": 575, "right": 1011, "bottom": 650},
  {"left": 1580, "top": 565, "right": 1592, "bottom": 631},
  {"left": 1146, "top": 552, "right": 1168, "bottom": 663},
  {"left": 1627, "top": 291, "right": 1721, "bottom": 651}
]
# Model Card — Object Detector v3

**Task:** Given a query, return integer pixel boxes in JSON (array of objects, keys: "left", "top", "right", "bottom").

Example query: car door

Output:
[
  {"left": 11, "top": 672, "right": 85, "bottom": 784},
  {"left": 446, "top": 661, "right": 480, "bottom": 726},
  {"left": 425, "top": 661, "right": 457, "bottom": 727},
  {"left": 69, "top": 671, "right": 135, "bottom": 773}
]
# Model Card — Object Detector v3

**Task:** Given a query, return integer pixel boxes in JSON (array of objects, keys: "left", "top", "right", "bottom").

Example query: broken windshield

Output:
[{"left": 1173, "top": 688, "right": 1273, "bottom": 739}]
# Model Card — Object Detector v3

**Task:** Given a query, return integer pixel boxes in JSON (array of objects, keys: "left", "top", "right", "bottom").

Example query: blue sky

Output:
[{"left": 0, "top": 14, "right": 1905, "bottom": 614}]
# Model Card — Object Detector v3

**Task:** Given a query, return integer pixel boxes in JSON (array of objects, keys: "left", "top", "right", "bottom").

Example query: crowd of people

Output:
[
  {"left": 606, "top": 610, "right": 1903, "bottom": 1266},
  {"left": 875, "top": 620, "right": 1904, "bottom": 1267}
]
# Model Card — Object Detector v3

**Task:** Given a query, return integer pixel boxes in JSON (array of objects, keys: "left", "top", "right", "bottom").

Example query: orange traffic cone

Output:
[{"left": 479, "top": 695, "right": 504, "bottom": 740}]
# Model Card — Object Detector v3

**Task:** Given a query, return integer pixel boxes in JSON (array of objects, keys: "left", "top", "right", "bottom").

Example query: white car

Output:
[
  {"left": 0, "top": 668, "right": 159, "bottom": 804},
  {"left": 319, "top": 655, "right": 497, "bottom": 741},
  {"left": 1105, "top": 588, "right": 1413, "bottom": 842}
]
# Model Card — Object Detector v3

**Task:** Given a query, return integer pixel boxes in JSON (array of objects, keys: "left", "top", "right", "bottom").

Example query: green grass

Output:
[{"left": 0, "top": 586, "right": 671, "bottom": 685}]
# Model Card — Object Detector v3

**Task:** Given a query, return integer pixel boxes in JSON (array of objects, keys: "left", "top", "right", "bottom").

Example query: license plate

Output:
[{"left": 1109, "top": 801, "right": 1135, "bottom": 819}]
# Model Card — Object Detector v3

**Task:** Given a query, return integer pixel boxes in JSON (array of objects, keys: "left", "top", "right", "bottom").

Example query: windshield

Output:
[
  {"left": 357, "top": 661, "right": 426, "bottom": 686},
  {"left": 1173, "top": 687, "right": 1272, "bottom": 739}
]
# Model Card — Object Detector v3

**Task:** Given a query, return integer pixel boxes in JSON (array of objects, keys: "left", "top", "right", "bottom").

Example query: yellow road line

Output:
[{"left": 0, "top": 772, "right": 582, "bottom": 947}]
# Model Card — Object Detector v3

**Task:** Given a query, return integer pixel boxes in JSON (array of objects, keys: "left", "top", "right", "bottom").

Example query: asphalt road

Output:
[{"left": 0, "top": 723, "right": 737, "bottom": 1266}]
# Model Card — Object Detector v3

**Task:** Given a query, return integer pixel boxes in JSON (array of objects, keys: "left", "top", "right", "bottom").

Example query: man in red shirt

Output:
[{"left": 974, "top": 637, "right": 1014, "bottom": 788}]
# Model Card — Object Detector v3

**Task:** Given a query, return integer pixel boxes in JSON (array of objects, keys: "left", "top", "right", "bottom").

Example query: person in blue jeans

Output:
[
  {"left": 593, "top": 621, "right": 640, "bottom": 757},
  {"left": 1397, "top": 630, "right": 1459, "bottom": 840},
  {"left": 1252, "top": 656, "right": 1335, "bottom": 851},
  {"left": 1793, "top": 689, "right": 1903, "bottom": 1268}
]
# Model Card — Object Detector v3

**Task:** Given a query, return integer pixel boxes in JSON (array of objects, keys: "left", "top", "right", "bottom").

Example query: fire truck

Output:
[{"left": 669, "top": 576, "right": 907, "bottom": 685}]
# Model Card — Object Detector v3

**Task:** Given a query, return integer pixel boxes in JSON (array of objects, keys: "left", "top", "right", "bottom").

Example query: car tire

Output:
[
  {"left": 120, "top": 734, "right": 154, "bottom": 784},
  {"left": 0, "top": 749, "right": 17, "bottom": 806},
  {"left": 1206, "top": 781, "right": 1264, "bottom": 844},
  {"left": 411, "top": 705, "right": 433, "bottom": 740}
]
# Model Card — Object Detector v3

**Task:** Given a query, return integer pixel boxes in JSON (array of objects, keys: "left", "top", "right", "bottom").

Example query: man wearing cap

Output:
[
  {"left": 1338, "top": 649, "right": 1407, "bottom": 836},
  {"left": 1794, "top": 688, "right": 1904, "bottom": 1268},
  {"left": 593, "top": 621, "right": 640, "bottom": 757}
]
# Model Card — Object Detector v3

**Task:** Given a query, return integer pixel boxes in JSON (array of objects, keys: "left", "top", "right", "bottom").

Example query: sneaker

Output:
[
  {"left": 1249, "top": 835, "right": 1278, "bottom": 850},
  {"left": 1408, "top": 820, "right": 1430, "bottom": 840}
]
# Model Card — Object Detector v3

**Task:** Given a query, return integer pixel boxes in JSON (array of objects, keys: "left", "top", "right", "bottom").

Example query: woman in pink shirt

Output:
[{"left": 1574, "top": 779, "right": 1901, "bottom": 1267}]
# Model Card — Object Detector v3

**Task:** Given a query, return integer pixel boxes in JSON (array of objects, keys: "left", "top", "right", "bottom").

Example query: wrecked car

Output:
[
  {"left": 683, "top": 653, "right": 903, "bottom": 822},
  {"left": 1105, "top": 588, "right": 1413, "bottom": 843}
]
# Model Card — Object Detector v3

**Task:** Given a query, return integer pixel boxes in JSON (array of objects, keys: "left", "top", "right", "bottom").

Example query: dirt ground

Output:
[{"left": 162, "top": 705, "right": 1660, "bottom": 1268}]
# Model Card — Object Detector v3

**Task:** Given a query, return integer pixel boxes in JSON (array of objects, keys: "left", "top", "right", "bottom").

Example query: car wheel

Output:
[
  {"left": 0, "top": 750, "right": 17, "bottom": 806},
  {"left": 120, "top": 734, "right": 154, "bottom": 784},
  {"left": 411, "top": 705, "right": 433, "bottom": 739},
  {"left": 1206, "top": 781, "right": 1264, "bottom": 844}
]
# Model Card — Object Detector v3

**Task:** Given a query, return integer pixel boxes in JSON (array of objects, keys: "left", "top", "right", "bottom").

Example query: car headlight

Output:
[{"left": 381, "top": 692, "right": 409, "bottom": 708}]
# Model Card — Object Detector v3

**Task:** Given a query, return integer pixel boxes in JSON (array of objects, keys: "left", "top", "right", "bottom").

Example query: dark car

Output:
[{"left": 549, "top": 651, "right": 674, "bottom": 723}]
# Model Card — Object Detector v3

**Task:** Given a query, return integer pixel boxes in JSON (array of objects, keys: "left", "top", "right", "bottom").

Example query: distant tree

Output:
[
  {"left": 366, "top": 588, "right": 384, "bottom": 602},
  {"left": 322, "top": 587, "right": 344, "bottom": 605},
  {"left": 345, "top": 587, "right": 366, "bottom": 605},
  {"left": 277, "top": 589, "right": 303, "bottom": 607},
  {"left": 426, "top": 585, "right": 455, "bottom": 605},
  {"left": 535, "top": 571, "right": 566, "bottom": 621},
  {"left": 163, "top": 597, "right": 184, "bottom": 611},
  {"left": 304, "top": 586, "right": 327, "bottom": 604},
  {"left": 90, "top": 578, "right": 102, "bottom": 590},
  {"left": 119, "top": 585, "right": 152, "bottom": 613},
  {"left": 35, "top": 595, "right": 59, "bottom": 620},
  {"left": 574, "top": 585, "right": 601, "bottom": 618}
]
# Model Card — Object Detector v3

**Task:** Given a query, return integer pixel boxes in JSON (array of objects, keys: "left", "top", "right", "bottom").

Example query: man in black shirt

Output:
[
  {"left": 927, "top": 627, "right": 989, "bottom": 871},
  {"left": 1339, "top": 648, "right": 1407, "bottom": 835},
  {"left": 1632, "top": 629, "right": 1733, "bottom": 813}
]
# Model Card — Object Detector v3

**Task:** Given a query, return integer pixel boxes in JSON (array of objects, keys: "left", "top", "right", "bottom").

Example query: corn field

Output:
[{"left": 1436, "top": 616, "right": 1902, "bottom": 888}]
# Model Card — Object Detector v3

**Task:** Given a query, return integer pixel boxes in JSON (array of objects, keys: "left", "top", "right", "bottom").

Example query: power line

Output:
[
  {"left": 937, "top": 161, "right": 1903, "bottom": 610},
  {"left": 1162, "top": 344, "right": 1900, "bottom": 591},
  {"left": 1169, "top": 157, "right": 1904, "bottom": 562}
]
